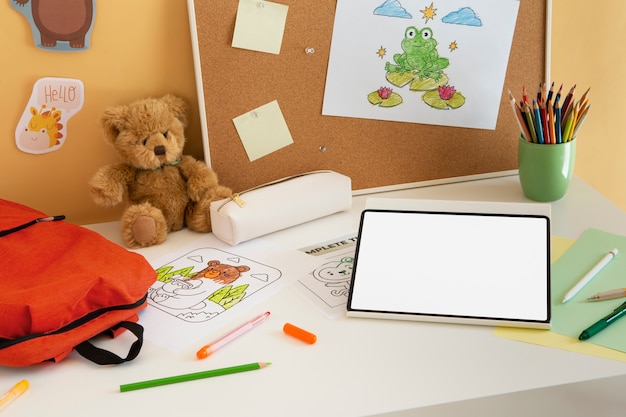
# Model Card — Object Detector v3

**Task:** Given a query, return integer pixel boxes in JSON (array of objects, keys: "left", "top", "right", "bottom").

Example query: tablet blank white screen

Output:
[{"left": 348, "top": 210, "right": 550, "bottom": 322}]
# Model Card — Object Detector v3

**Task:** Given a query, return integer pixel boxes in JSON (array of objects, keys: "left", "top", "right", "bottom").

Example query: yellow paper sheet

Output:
[
  {"left": 232, "top": 0, "right": 288, "bottom": 54},
  {"left": 232, "top": 100, "right": 294, "bottom": 162},
  {"left": 494, "top": 235, "right": 626, "bottom": 362}
]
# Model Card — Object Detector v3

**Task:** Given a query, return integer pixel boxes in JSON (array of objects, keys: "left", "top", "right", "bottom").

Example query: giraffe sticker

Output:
[{"left": 15, "top": 77, "right": 84, "bottom": 154}]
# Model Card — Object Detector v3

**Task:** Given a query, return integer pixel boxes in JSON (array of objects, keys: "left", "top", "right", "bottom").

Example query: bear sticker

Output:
[{"left": 149, "top": 248, "right": 281, "bottom": 323}]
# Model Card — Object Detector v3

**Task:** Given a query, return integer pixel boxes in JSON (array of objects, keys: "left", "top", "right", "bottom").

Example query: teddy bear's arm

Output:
[
  {"left": 179, "top": 156, "right": 230, "bottom": 202},
  {"left": 89, "top": 164, "right": 135, "bottom": 207}
]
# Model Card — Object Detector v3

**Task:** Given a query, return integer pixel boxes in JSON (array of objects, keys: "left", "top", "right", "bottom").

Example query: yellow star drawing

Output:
[
  {"left": 376, "top": 46, "right": 387, "bottom": 59},
  {"left": 421, "top": 2, "right": 437, "bottom": 23},
  {"left": 449, "top": 41, "right": 458, "bottom": 52}
]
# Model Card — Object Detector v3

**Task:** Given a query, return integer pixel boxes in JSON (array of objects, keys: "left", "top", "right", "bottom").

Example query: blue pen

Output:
[
  {"left": 579, "top": 300, "right": 626, "bottom": 340},
  {"left": 532, "top": 100, "right": 544, "bottom": 144}
]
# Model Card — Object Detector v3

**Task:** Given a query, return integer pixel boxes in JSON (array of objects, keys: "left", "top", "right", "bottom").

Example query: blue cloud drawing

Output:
[
  {"left": 373, "top": 0, "right": 412, "bottom": 19},
  {"left": 442, "top": 7, "right": 483, "bottom": 27}
]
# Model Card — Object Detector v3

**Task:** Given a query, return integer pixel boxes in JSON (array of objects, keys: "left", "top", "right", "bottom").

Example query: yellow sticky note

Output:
[
  {"left": 232, "top": 0, "right": 288, "bottom": 54},
  {"left": 233, "top": 100, "right": 293, "bottom": 162}
]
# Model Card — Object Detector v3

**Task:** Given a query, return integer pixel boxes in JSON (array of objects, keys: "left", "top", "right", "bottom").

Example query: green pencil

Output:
[{"left": 120, "top": 362, "right": 271, "bottom": 392}]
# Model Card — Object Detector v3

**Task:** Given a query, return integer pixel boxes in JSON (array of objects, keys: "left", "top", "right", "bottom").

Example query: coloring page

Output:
[
  {"left": 323, "top": 0, "right": 519, "bottom": 130},
  {"left": 296, "top": 234, "right": 358, "bottom": 319},
  {"left": 140, "top": 234, "right": 319, "bottom": 351}
]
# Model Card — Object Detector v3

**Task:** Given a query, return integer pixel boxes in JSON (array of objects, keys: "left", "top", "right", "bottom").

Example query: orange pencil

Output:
[
  {"left": 578, "top": 90, "right": 591, "bottom": 116},
  {"left": 579, "top": 87, "right": 591, "bottom": 106},
  {"left": 578, "top": 102, "right": 591, "bottom": 121}
]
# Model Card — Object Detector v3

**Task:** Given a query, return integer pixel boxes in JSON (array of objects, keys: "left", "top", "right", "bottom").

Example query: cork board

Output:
[{"left": 189, "top": 0, "right": 549, "bottom": 192}]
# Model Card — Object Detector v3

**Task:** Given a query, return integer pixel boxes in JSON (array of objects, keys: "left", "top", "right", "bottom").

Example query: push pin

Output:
[
  {"left": 305, "top": 47, "right": 315, "bottom": 54},
  {"left": 319, "top": 145, "right": 326, "bottom": 152}
]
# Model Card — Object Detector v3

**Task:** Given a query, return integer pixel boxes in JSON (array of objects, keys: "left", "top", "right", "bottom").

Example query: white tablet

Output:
[{"left": 347, "top": 209, "right": 551, "bottom": 329}]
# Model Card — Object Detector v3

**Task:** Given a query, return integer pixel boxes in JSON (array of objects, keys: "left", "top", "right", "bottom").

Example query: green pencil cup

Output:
[{"left": 518, "top": 137, "right": 576, "bottom": 202}]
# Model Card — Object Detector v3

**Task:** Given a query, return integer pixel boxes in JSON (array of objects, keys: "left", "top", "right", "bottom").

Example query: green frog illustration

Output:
[{"left": 385, "top": 26, "right": 449, "bottom": 81}]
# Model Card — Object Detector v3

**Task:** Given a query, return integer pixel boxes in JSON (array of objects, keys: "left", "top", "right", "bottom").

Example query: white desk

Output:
[{"left": 3, "top": 175, "right": 626, "bottom": 417}]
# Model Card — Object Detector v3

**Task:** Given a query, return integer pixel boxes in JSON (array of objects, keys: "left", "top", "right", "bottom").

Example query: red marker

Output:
[{"left": 283, "top": 323, "right": 317, "bottom": 344}]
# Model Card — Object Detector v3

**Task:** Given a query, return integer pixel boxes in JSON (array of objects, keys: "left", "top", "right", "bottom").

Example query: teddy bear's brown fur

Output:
[{"left": 89, "top": 94, "right": 232, "bottom": 248}]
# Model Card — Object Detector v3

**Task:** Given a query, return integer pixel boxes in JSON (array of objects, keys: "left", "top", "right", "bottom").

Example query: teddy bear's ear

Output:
[
  {"left": 161, "top": 94, "right": 188, "bottom": 127},
  {"left": 100, "top": 106, "right": 129, "bottom": 145}
]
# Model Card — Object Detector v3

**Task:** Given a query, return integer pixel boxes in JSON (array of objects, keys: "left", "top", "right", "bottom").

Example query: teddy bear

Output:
[{"left": 89, "top": 94, "right": 232, "bottom": 248}]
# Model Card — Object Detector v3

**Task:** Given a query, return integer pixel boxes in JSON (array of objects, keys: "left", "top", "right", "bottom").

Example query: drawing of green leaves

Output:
[
  {"left": 368, "top": 90, "right": 403, "bottom": 107},
  {"left": 422, "top": 90, "right": 466, "bottom": 109},
  {"left": 155, "top": 265, "right": 196, "bottom": 282},
  {"left": 208, "top": 284, "right": 249, "bottom": 309}
]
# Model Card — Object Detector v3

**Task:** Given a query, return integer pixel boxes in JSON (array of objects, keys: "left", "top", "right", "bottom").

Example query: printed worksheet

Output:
[
  {"left": 296, "top": 234, "right": 358, "bottom": 319},
  {"left": 140, "top": 234, "right": 319, "bottom": 352}
]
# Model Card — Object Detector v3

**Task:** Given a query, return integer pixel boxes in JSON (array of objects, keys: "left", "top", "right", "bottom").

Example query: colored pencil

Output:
[
  {"left": 119, "top": 362, "right": 271, "bottom": 392},
  {"left": 540, "top": 101, "right": 550, "bottom": 143},
  {"left": 562, "top": 103, "right": 576, "bottom": 142},
  {"left": 524, "top": 101, "right": 538, "bottom": 143},
  {"left": 572, "top": 105, "right": 589, "bottom": 139},
  {"left": 555, "top": 100, "right": 563, "bottom": 144},
  {"left": 548, "top": 104, "right": 556, "bottom": 145},
  {"left": 533, "top": 100, "right": 544, "bottom": 144},
  {"left": 568, "top": 102, "right": 581, "bottom": 141},
  {"left": 508, "top": 83, "right": 589, "bottom": 145},
  {"left": 546, "top": 81, "right": 555, "bottom": 103},
  {"left": 579, "top": 87, "right": 591, "bottom": 107},
  {"left": 561, "top": 84, "right": 577, "bottom": 123},
  {"left": 508, "top": 91, "right": 532, "bottom": 142},
  {"left": 553, "top": 83, "right": 563, "bottom": 106}
]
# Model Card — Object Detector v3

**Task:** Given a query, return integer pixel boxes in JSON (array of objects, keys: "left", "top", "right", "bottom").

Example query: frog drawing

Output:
[{"left": 385, "top": 26, "right": 449, "bottom": 81}]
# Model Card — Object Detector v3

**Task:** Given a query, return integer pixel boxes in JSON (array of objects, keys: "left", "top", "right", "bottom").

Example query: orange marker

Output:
[{"left": 283, "top": 323, "right": 317, "bottom": 344}]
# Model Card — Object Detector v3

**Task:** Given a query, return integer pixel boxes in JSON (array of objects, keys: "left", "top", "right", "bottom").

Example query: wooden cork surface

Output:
[{"left": 191, "top": 0, "right": 547, "bottom": 192}]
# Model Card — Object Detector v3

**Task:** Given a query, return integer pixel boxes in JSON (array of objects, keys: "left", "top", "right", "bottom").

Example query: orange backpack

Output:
[{"left": 0, "top": 199, "right": 156, "bottom": 366}]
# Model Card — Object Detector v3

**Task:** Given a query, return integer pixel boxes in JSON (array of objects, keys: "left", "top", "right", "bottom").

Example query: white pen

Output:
[{"left": 562, "top": 248, "right": 619, "bottom": 303}]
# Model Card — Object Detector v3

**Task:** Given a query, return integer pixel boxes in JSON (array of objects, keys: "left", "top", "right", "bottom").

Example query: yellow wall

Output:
[
  {"left": 0, "top": 0, "right": 203, "bottom": 224},
  {"left": 551, "top": 0, "right": 626, "bottom": 210},
  {"left": 1, "top": 1, "right": 624, "bottom": 225}
]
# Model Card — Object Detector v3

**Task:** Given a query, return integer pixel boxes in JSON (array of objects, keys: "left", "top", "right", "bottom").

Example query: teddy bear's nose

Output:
[{"left": 154, "top": 145, "right": 166, "bottom": 155}]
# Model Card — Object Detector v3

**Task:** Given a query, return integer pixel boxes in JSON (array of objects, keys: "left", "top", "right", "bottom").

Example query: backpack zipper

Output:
[{"left": 0, "top": 293, "right": 148, "bottom": 350}]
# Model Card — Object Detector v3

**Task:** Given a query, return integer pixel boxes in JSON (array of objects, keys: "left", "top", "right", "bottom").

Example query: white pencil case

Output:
[{"left": 210, "top": 170, "right": 352, "bottom": 245}]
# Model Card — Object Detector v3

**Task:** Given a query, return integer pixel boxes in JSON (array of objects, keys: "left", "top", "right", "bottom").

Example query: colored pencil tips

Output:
[{"left": 509, "top": 83, "right": 589, "bottom": 144}]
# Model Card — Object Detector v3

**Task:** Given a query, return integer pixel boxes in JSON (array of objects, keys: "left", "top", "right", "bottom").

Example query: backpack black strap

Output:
[{"left": 74, "top": 321, "right": 144, "bottom": 365}]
